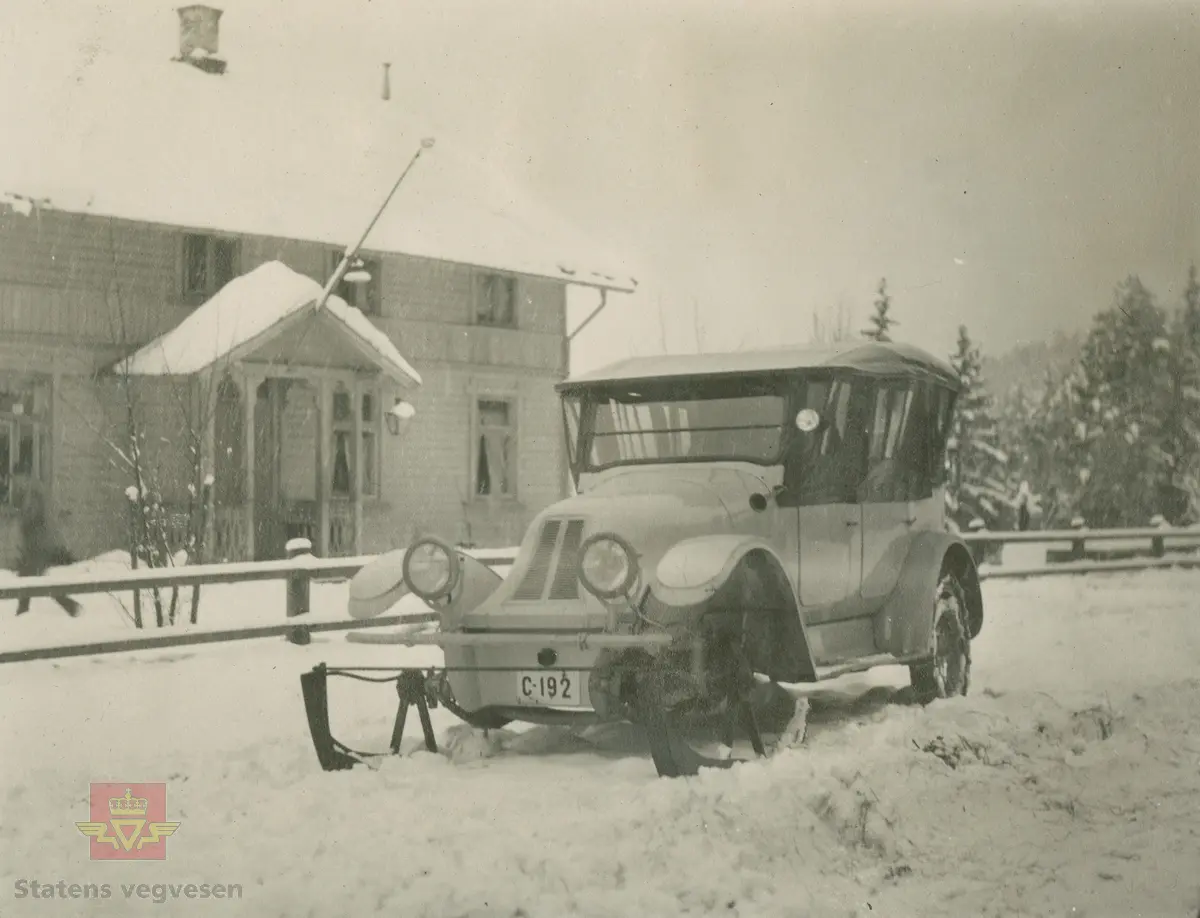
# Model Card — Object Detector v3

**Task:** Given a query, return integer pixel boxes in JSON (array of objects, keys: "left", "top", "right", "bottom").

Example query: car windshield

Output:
[{"left": 572, "top": 380, "right": 787, "bottom": 471}]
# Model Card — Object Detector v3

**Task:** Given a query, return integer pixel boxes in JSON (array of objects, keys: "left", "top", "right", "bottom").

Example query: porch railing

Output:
[
  {"left": 211, "top": 504, "right": 248, "bottom": 563},
  {"left": 174, "top": 502, "right": 356, "bottom": 562},
  {"left": 329, "top": 500, "right": 355, "bottom": 556}
]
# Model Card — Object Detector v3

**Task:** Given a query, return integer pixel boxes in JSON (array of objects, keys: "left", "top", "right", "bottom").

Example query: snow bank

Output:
[{"left": 2, "top": 571, "right": 1199, "bottom": 917}]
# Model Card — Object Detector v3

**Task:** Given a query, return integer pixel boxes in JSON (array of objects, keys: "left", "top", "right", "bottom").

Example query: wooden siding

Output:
[
  {"left": 0, "top": 209, "right": 567, "bottom": 357},
  {"left": 0, "top": 207, "right": 573, "bottom": 556},
  {"left": 376, "top": 319, "right": 566, "bottom": 376},
  {"left": 360, "top": 363, "right": 566, "bottom": 551}
]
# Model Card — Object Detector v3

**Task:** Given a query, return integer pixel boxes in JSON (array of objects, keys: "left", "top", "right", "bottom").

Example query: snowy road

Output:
[{"left": 2, "top": 569, "right": 1199, "bottom": 917}]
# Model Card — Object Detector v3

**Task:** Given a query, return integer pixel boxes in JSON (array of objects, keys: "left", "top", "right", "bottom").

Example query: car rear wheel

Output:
[{"left": 909, "top": 571, "right": 971, "bottom": 704}]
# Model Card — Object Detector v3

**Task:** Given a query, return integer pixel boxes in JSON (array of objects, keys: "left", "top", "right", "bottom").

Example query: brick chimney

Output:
[{"left": 175, "top": 5, "right": 227, "bottom": 74}]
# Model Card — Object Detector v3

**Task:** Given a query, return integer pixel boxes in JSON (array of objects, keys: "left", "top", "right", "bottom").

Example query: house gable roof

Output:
[
  {"left": 0, "top": 26, "right": 634, "bottom": 293},
  {"left": 115, "top": 261, "right": 422, "bottom": 386}
]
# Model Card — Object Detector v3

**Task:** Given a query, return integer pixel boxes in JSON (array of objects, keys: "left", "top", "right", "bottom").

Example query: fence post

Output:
[
  {"left": 1069, "top": 516, "right": 1087, "bottom": 561},
  {"left": 1150, "top": 514, "right": 1167, "bottom": 558},
  {"left": 285, "top": 537, "right": 313, "bottom": 646}
]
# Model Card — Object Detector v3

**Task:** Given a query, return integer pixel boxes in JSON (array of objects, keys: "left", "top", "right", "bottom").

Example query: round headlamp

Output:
[
  {"left": 402, "top": 537, "right": 460, "bottom": 602},
  {"left": 578, "top": 532, "right": 639, "bottom": 600}
]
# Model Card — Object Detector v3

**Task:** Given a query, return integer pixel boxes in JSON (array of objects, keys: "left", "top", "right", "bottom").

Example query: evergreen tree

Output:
[
  {"left": 988, "top": 269, "right": 1200, "bottom": 527},
  {"left": 1164, "top": 265, "right": 1200, "bottom": 521},
  {"left": 994, "top": 380, "right": 1041, "bottom": 484},
  {"left": 861, "top": 278, "right": 897, "bottom": 342},
  {"left": 946, "top": 325, "right": 1011, "bottom": 529},
  {"left": 1059, "top": 276, "right": 1173, "bottom": 526}
]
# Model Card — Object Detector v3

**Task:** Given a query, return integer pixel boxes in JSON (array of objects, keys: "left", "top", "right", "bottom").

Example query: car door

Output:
[
  {"left": 786, "top": 377, "right": 865, "bottom": 609},
  {"left": 859, "top": 380, "right": 917, "bottom": 600}
]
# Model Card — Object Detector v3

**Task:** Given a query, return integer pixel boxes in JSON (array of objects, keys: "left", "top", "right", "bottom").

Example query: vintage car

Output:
[{"left": 301, "top": 341, "right": 984, "bottom": 777}]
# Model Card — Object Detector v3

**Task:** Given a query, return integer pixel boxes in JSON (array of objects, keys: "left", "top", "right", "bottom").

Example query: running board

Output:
[{"left": 814, "top": 653, "right": 903, "bottom": 681}]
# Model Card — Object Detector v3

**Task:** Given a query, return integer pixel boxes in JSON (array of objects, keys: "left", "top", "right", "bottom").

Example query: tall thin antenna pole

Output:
[{"left": 315, "top": 137, "right": 435, "bottom": 313}]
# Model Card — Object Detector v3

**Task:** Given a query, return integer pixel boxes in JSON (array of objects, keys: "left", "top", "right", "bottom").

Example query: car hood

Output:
[{"left": 501, "top": 466, "right": 771, "bottom": 603}]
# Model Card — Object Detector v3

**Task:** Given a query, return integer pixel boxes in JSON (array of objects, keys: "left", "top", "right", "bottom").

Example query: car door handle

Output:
[
  {"left": 904, "top": 517, "right": 917, "bottom": 526},
  {"left": 845, "top": 520, "right": 860, "bottom": 527}
]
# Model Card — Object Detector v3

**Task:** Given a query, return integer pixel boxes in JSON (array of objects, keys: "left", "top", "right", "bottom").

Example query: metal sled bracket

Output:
[{"left": 300, "top": 664, "right": 438, "bottom": 772}]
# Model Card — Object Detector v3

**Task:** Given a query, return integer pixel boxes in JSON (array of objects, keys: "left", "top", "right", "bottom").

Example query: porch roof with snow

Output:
[
  {"left": 0, "top": 15, "right": 635, "bottom": 293},
  {"left": 115, "top": 261, "right": 422, "bottom": 386}
]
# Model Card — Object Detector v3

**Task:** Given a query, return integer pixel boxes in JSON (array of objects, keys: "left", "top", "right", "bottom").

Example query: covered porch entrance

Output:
[
  {"left": 118, "top": 261, "right": 422, "bottom": 561},
  {"left": 210, "top": 370, "right": 385, "bottom": 560}
]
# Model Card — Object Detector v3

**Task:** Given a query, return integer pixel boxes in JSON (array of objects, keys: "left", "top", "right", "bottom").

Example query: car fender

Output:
[
  {"left": 874, "top": 530, "right": 984, "bottom": 660},
  {"left": 653, "top": 535, "right": 817, "bottom": 682},
  {"left": 348, "top": 546, "right": 502, "bottom": 625},
  {"left": 654, "top": 534, "right": 786, "bottom": 607}
]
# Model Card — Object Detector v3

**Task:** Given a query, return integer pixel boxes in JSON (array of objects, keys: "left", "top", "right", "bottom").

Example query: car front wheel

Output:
[{"left": 909, "top": 571, "right": 971, "bottom": 703}]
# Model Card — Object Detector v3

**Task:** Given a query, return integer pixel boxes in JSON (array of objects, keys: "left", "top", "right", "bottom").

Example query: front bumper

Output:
[
  {"left": 345, "top": 627, "right": 674, "bottom": 650},
  {"left": 345, "top": 626, "right": 675, "bottom": 718}
]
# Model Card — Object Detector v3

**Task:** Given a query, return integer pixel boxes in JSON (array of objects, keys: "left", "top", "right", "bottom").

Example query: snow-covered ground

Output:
[{"left": 2, "top": 564, "right": 1200, "bottom": 917}]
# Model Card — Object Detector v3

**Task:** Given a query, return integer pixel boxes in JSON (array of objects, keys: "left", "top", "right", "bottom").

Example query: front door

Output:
[
  {"left": 784, "top": 376, "right": 869, "bottom": 609},
  {"left": 797, "top": 504, "right": 862, "bottom": 606},
  {"left": 859, "top": 381, "right": 916, "bottom": 600}
]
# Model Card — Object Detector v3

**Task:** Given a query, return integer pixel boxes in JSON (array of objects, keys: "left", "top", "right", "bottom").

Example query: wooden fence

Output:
[{"left": 1, "top": 526, "right": 1198, "bottom": 665}]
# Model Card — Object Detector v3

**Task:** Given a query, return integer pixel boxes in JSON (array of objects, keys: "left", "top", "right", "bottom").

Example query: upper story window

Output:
[
  {"left": 475, "top": 273, "right": 516, "bottom": 328},
  {"left": 0, "top": 375, "right": 51, "bottom": 508},
  {"left": 326, "top": 251, "right": 382, "bottom": 316},
  {"left": 182, "top": 233, "right": 240, "bottom": 302}
]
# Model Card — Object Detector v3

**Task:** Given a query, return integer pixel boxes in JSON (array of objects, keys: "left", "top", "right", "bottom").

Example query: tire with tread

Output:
[{"left": 909, "top": 571, "right": 971, "bottom": 704}]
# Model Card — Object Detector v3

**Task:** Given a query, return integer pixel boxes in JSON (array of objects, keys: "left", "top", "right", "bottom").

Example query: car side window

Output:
[
  {"left": 787, "top": 377, "right": 870, "bottom": 505},
  {"left": 928, "top": 385, "right": 956, "bottom": 487},
  {"left": 899, "top": 383, "right": 934, "bottom": 499},
  {"left": 857, "top": 380, "right": 914, "bottom": 503}
]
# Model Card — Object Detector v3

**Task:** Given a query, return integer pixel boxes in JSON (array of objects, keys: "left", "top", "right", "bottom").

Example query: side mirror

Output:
[{"left": 794, "top": 408, "right": 821, "bottom": 433}]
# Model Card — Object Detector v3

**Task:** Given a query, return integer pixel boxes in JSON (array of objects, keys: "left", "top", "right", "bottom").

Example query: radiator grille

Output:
[
  {"left": 547, "top": 519, "right": 584, "bottom": 600},
  {"left": 509, "top": 518, "right": 585, "bottom": 602},
  {"left": 511, "top": 519, "right": 562, "bottom": 600}
]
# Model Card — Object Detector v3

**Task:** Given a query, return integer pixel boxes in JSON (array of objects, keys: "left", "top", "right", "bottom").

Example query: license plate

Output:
[{"left": 515, "top": 670, "right": 584, "bottom": 707}]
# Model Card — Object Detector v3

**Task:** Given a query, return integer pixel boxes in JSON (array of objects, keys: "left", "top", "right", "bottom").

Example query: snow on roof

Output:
[
  {"left": 558, "top": 341, "right": 961, "bottom": 390},
  {"left": 0, "top": 28, "right": 635, "bottom": 293},
  {"left": 117, "top": 261, "right": 422, "bottom": 386}
]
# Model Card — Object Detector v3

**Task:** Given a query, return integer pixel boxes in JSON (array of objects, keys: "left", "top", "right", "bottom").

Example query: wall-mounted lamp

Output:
[
  {"left": 386, "top": 399, "right": 415, "bottom": 436},
  {"left": 344, "top": 257, "right": 372, "bottom": 285}
]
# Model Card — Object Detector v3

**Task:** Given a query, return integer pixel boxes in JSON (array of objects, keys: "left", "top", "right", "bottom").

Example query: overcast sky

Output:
[{"left": 6, "top": 0, "right": 1199, "bottom": 373}]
